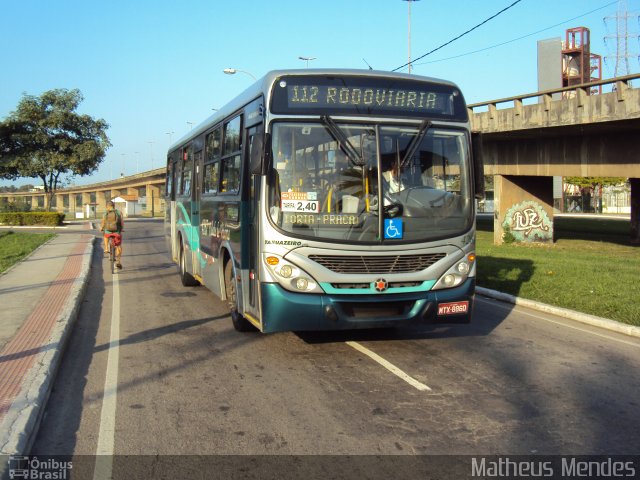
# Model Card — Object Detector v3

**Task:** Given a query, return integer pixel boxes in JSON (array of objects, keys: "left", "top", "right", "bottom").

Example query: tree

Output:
[
  {"left": 564, "top": 177, "right": 627, "bottom": 190},
  {"left": 564, "top": 176, "right": 627, "bottom": 212},
  {"left": 0, "top": 89, "right": 111, "bottom": 209}
]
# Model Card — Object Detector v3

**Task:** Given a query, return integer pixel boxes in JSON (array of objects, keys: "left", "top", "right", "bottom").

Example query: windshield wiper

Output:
[
  {"left": 320, "top": 115, "right": 364, "bottom": 167},
  {"left": 400, "top": 120, "right": 432, "bottom": 168}
]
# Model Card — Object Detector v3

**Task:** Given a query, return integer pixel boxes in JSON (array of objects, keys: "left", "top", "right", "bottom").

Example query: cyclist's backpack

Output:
[{"left": 105, "top": 210, "right": 119, "bottom": 231}]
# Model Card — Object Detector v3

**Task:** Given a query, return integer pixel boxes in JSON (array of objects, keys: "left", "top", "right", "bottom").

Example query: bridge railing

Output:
[{"left": 467, "top": 73, "right": 640, "bottom": 115}]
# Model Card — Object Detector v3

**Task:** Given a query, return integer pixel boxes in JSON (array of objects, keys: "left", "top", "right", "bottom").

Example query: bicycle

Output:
[
  {"left": 104, "top": 233, "right": 121, "bottom": 274},
  {"left": 107, "top": 234, "right": 117, "bottom": 274}
]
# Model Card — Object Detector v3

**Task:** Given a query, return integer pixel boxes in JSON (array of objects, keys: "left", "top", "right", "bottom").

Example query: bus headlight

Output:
[
  {"left": 280, "top": 265, "right": 293, "bottom": 278},
  {"left": 456, "top": 261, "right": 470, "bottom": 274},
  {"left": 443, "top": 274, "right": 457, "bottom": 287},
  {"left": 432, "top": 253, "right": 475, "bottom": 291},
  {"left": 263, "top": 254, "right": 323, "bottom": 294}
]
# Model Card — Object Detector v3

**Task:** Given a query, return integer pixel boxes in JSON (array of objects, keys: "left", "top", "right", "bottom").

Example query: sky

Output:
[{"left": 1, "top": 0, "right": 638, "bottom": 187}]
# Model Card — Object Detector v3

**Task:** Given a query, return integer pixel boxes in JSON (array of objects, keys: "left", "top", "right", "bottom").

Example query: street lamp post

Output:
[
  {"left": 121, "top": 153, "right": 126, "bottom": 177},
  {"left": 403, "top": 0, "right": 420, "bottom": 73},
  {"left": 298, "top": 56, "right": 316, "bottom": 68},
  {"left": 148, "top": 141, "right": 155, "bottom": 170},
  {"left": 223, "top": 68, "right": 257, "bottom": 81}
]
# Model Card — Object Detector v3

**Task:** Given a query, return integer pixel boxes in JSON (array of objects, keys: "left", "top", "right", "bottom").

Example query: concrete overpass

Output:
[
  {"left": 469, "top": 73, "right": 640, "bottom": 244},
  {"left": 0, "top": 168, "right": 165, "bottom": 219}
]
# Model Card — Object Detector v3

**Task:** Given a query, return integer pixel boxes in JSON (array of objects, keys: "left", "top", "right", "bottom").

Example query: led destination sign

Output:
[
  {"left": 271, "top": 75, "right": 467, "bottom": 121},
  {"left": 289, "top": 85, "right": 446, "bottom": 111}
]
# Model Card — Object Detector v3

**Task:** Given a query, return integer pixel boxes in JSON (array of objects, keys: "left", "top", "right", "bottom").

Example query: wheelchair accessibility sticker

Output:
[{"left": 384, "top": 218, "right": 403, "bottom": 239}]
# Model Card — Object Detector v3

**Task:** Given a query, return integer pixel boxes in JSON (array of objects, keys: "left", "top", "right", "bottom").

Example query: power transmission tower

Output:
[{"left": 604, "top": 0, "right": 640, "bottom": 78}]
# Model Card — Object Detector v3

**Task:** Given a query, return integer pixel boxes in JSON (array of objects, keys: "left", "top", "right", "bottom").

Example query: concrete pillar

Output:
[
  {"left": 72, "top": 193, "right": 83, "bottom": 216},
  {"left": 631, "top": 178, "right": 640, "bottom": 245},
  {"left": 97, "top": 191, "right": 107, "bottom": 215},
  {"left": 55, "top": 193, "right": 65, "bottom": 213},
  {"left": 147, "top": 184, "right": 162, "bottom": 217},
  {"left": 494, "top": 175, "right": 554, "bottom": 244}
]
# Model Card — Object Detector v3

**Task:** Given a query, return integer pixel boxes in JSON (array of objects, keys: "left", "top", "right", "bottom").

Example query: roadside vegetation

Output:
[
  {"left": 476, "top": 216, "right": 640, "bottom": 326},
  {"left": 0, "top": 231, "right": 54, "bottom": 273}
]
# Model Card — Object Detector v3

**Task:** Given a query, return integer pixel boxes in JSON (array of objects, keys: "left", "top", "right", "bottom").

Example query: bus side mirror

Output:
[
  {"left": 472, "top": 132, "right": 485, "bottom": 200},
  {"left": 249, "top": 132, "right": 270, "bottom": 176}
]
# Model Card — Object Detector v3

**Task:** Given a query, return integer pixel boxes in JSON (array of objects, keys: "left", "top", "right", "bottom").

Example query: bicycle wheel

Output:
[{"left": 110, "top": 238, "right": 116, "bottom": 274}]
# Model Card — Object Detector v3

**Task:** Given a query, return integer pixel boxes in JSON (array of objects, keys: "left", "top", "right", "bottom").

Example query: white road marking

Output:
[
  {"left": 346, "top": 341, "right": 431, "bottom": 391},
  {"left": 477, "top": 296, "right": 640, "bottom": 349},
  {"left": 93, "top": 271, "right": 121, "bottom": 480}
]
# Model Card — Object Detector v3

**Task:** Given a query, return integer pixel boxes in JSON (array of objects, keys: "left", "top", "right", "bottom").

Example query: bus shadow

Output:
[
  {"left": 93, "top": 315, "right": 228, "bottom": 353},
  {"left": 295, "top": 298, "right": 511, "bottom": 344},
  {"left": 476, "top": 257, "right": 534, "bottom": 298}
]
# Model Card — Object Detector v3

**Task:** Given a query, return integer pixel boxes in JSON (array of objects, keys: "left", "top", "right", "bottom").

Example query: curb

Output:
[
  {"left": 0, "top": 237, "right": 96, "bottom": 456},
  {"left": 476, "top": 286, "right": 640, "bottom": 339}
]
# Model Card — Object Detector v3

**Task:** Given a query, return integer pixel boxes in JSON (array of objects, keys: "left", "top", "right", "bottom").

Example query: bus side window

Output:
[
  {"left": 181, "top": 146, "right": 193, "bottom": 196},
  {"left": 206, "top": 127, "right": 222, "bottom": 161},
  {"left": 221, "top": 155, "right": 241, "bottom": 193},
  {"left": 166, "top": 159, "right": 174, "bottom": 200},
  {"left": 220, "top": 115, "right": 242, "bottom": 194},
  {"left": 203, "top": 161, "right": 220, "bottom": 194}
]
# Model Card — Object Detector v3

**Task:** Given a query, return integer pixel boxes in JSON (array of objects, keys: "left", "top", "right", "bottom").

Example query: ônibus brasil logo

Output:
[{"left": 7, "top": 456, "right": 73, "bottom": 480}]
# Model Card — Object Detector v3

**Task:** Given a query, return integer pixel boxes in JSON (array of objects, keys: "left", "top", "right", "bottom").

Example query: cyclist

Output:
[{"left": 100, "top": 200, "right": 124, "bottom": 269}]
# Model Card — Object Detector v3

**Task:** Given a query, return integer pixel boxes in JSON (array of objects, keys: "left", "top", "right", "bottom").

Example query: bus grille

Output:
[{"left": 308, "top": 254, "right": 446, "bottom": 274}]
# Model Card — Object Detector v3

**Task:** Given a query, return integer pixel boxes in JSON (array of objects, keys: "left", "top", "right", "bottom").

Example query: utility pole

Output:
[{"left": 403, "top": 0, "right": 420, "bottom": 73}]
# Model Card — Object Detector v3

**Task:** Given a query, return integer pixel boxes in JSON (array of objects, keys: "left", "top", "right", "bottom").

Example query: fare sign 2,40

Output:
[
  {"left": 281, "top": 192, "right": 320, "bottom": 213},
  {"left": 438, "top": 301, "right": 469, "bottom": 316}
]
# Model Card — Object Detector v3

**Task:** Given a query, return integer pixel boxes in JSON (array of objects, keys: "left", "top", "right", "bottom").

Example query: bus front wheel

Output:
[
  {"left": 224, "top": 261, "right": 254, "bottom": 332},
  {"left": 179, "top": 241, "right": 199, "bottom": 287}
]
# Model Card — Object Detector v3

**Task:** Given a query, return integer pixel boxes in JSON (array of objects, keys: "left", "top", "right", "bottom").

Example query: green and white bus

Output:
[{"left": 165, "top": 69, "right": 484, "bottom": 333}]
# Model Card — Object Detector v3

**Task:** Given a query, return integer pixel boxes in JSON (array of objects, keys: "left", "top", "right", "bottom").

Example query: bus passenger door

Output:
[
  {"left": 166, "top": 158, "right": 177, "bottom": 261},
  {"left": 192, "top": 150, "right": 203, "bottom": 277},
  {"left": 245, "top": 126, "right": 261, "bottom": 315}
]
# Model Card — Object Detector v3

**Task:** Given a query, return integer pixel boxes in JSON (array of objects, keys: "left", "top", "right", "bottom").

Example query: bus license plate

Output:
[{"left": 437, "top": 301, "right": 469, "bottom": 316}]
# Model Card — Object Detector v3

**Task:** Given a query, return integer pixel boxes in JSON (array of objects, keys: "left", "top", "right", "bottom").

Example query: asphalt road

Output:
[{"left": 30, "top": 219, "right": 640, "bottom": 477}]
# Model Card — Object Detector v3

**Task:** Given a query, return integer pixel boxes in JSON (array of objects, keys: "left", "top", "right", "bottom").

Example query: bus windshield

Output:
[{"left": 268, "top": 121, "right": 473, "bottom": 243}]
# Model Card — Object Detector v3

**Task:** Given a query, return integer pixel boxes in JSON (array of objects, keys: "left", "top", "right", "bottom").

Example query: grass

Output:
[
  {"left": 0, "top": 231, "right": 55, "bottom": 273},
  {"left": 475, "top": 216, "right": 640, "bottom": 326}
]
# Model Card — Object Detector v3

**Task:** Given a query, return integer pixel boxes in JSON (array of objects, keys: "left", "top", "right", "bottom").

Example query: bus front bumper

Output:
[{"left": 259, "top": 278, "right": 475, "bottom": 333}]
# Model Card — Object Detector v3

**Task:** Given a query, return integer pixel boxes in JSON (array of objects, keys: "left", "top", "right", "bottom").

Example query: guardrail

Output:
[{"left": 468, "top": 73, "right": 640, "bottom": 113}]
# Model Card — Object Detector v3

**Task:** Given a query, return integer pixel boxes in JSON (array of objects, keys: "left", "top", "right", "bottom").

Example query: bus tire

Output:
[
  {"left": 224, "top": 260, "right": 254, "bottom": 332},
  {"left": 179, "top": 241, "right": 199, "bottom": 287}
]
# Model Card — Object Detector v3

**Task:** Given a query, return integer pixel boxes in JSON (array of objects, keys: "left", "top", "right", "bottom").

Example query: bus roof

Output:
[{"left": 168, "top": 69, "right": 462, "bottom": 154}]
